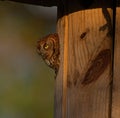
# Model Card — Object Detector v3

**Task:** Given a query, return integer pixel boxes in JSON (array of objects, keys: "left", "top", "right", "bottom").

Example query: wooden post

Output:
[
  {"left": 112, "top": 0, "right": 120, "bottom": 117},
  {"left": 55, "top": 0, "right": 113, "bottom": 118},
  {"left": 3, "top": 0, "right": 119, "bottom": 117}
]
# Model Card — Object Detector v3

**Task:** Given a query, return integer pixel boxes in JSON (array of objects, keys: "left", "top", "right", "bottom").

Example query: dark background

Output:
[{"left": 0, "top": 1, "right": 57, "bottom": 118}]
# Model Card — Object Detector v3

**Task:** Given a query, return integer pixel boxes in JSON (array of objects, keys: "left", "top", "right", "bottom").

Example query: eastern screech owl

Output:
[{"left": 37, "top": 33, "right": 60, "bottom": 74}]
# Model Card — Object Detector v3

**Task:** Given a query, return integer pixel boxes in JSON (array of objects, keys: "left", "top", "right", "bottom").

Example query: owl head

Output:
[{"left": 37, "top": 33, "right": 59, "bottom": 60}]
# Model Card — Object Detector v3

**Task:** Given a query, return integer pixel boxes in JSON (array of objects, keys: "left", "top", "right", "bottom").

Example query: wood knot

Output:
[
  {"left": 80, "top": 32, "right": 87, "bottom": 39},
  {"left": 80, "top": 28, "right": 90, "bottom": 40},
  {"left": 82, "top": 49, "right": 111, "bottom": 85}
]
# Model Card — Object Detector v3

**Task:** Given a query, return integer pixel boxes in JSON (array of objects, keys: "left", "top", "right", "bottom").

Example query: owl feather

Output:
[{"left": 37, "top": 33, "right": 60, "bottom": 75}]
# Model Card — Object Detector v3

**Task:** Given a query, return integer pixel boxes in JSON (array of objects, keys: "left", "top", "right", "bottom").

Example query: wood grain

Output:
[
  {"left": 55, "top": 1, "right": 113, "bottom": 118},
  {"left": 55, "top": 16, "right": 68, "bottom": 118},
  {"left": 112, "top": 4, "right": 120, "bottom": 118},
  {"left": 66, "top": 8, "right": 112, "bottom": 118}
]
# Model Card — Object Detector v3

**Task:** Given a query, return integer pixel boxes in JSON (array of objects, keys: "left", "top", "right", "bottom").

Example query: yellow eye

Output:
[{"left": 44, "top": 43, "right": 49, "bottom": 49}]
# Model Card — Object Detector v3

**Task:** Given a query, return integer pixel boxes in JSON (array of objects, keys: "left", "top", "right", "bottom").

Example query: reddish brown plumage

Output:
[{"left": 37, "top": 33, "right": 60, "bottom": 74}]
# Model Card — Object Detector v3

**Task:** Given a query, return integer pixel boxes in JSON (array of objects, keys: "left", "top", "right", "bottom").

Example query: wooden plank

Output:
[
  {"left": 55, "top": 0, "right": 113, "bottom": 118},
  {"left": 112, "top": 0, "right": 120, "bottom": 117},
  {"left": 54, "top": 16, "right": 67, "bottom": 118}
]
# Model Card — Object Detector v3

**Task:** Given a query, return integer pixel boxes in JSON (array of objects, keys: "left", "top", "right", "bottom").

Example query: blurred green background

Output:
[{"left": 0, "top": 1, "right": 57, "bottom": 118}]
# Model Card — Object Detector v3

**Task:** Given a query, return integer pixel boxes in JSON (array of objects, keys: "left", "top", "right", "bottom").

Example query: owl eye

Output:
[{"left": 44, "top": 43, "right": 49, "bottom": 50}]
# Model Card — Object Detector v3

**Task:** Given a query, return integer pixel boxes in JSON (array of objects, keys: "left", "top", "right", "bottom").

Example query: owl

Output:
[{"left": 37, "top": 33, "right": 60, "bottom": 74}]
